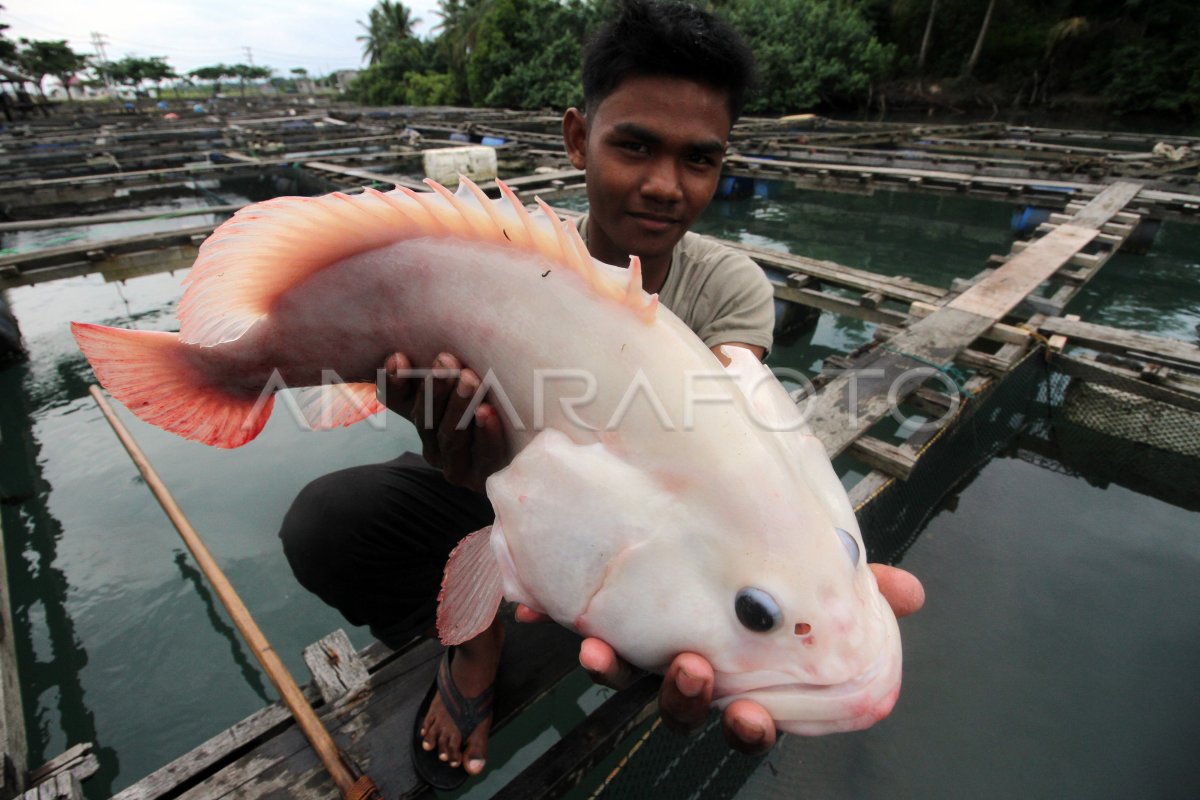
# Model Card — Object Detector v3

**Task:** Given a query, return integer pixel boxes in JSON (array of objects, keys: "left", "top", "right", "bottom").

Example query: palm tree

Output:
[
  {"left": 960, "top": 0, "right": 997, "bottom": 80},
  {"left": 357, "top": 1, "right": 422, "bottom": 66}
]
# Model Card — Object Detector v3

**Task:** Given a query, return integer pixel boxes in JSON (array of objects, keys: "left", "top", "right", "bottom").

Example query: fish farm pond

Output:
[{"left": 2, "top": 110, "right": 1199, "bottom": 800}]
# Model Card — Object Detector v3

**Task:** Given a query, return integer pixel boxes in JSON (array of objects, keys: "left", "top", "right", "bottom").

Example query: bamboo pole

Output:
[{"left": 89, "top": 385, "right": 379, "bottom": 800}]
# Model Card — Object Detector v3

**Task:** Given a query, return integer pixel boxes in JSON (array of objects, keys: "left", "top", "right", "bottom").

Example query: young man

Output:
[{"left": 280, "top": 0, "right": 923, "bottom": 788}]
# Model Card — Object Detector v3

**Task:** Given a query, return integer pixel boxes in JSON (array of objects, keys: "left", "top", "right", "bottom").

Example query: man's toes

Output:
[
  {"left": 463, "top": 728, "right": 490, "bottom": 775},
  {"left": 437, "top": 730, "right": 462, "bottom": 766}
]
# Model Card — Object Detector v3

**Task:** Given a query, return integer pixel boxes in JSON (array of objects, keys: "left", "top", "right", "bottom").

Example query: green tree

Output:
[
  {"left": 190, "top": 64, "right": 232, "bottom": 96},
  {"left": 434, "top": 0, "right": 491, "bottom": 103},
  {"left": 0, "top": 5, "right": 17, "bottom": 67},
  {"left": 228, "top": 63, "right": 273, "bottom": 97},
  {"left": 102, "top": 56, "right": 176, "bottom": 100},
  {"left": 726, "top": 0, "right": 895, "bottom": 112},
  {"left": 15, "top": 38, "right": 89, "bottom": 101},
  {"left": 462, "top": 0, "right": 601, "bottom": 108},
  {"left": 358, "top": 0, "right": 422, "bottom": 65}
]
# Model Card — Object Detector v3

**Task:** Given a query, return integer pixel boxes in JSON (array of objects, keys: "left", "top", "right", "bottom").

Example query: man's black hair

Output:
[{"left": 581, "top": 0, "right": 757, "bottom": 123}]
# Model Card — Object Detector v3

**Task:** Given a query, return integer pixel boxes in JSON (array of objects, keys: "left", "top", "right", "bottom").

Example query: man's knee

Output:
[{"left": 278, "top": 467, "right": 386, "bottom": 592}]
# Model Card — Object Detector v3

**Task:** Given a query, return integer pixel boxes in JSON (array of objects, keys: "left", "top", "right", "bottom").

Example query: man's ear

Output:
[{"left": 562, "top": 107, "right": 588, "bottom": 170}]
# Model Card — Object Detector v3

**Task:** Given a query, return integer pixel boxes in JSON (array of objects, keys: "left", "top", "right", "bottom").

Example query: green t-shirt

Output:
[{"left": 575, "top": 214, "right": 775, "bottom": 354}]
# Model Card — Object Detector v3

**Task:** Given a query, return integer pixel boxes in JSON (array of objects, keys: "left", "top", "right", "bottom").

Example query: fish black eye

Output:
[
  {"left": 837, "top": 527, "right": 860, "bottom": 566},
  {"left": 735, "top": 587, "right": 781, "bottom": 633}
]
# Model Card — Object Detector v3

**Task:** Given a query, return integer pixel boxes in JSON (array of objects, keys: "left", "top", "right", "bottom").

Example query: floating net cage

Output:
[{"left": 571, "top": 343, "right": 1200, "bottom": 799}]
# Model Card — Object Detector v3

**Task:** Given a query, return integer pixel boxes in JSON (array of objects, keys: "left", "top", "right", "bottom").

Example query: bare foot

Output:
[{"left": 419, "top": 618, "right": 504, "bottom": 776}]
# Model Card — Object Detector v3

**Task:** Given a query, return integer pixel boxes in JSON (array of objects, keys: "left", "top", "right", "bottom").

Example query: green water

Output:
[{"left": 2, "top": 182, "right": 1197, "bottom": 797}]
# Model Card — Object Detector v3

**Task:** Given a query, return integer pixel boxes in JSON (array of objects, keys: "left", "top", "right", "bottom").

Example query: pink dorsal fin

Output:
[
  {"left": 437, "top": 525, "right": 505, "bottom": 645},
  {"left": 495, "top": 179, "right": 537, "bottom": 249},
  {"left": 176, "top": 177, "right": 655, "bottom": 348},
  {"left": 623, "top": 256, "right": 659, "bottom": 323}
]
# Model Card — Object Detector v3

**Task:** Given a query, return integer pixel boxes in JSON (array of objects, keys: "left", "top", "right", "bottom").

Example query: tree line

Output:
[
  {"left": 352, "top": 0, "right": 1200, "bottom": 117},
  {"left": 2, "top": 1, "right": 1196, "bottom": 117},
  {"left": 0, "top": 5, "right": 315, "bottom": 103}
]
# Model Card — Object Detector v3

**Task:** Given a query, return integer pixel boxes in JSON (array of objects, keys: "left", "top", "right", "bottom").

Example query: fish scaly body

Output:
[{"left": 72, "top": 178, "right": 902, "bottom": 735}]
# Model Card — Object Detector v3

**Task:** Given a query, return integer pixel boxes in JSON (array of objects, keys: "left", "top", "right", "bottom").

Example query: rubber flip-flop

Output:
[{"left": 411, "top": 647, "right": 496, "bottom": 790}]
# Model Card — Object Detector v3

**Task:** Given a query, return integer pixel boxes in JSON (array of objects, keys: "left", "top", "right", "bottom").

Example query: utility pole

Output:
[
  {"left": 243, "top": 46, "right": 254, "bottom": 66},
  {"left": 91, "top": 32, "right": 114, "bottom": 93}
]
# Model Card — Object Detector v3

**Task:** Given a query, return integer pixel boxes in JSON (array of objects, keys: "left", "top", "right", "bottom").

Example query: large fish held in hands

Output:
[{"left": 72, "top": 178, "right": 902, "bottom": 734}]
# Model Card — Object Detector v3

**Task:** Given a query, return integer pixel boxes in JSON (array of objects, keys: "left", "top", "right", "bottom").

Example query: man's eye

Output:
[
  {"left": 618, "top": 141, "right": 648, "bottom": 154},
  {"left": 687, "top": 153, "right": 718, "bottom": 168}
]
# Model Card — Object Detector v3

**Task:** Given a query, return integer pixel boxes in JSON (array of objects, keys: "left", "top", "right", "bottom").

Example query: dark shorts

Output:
[{"left": 278, "top": 453, "right": 494, "bottom": 648}]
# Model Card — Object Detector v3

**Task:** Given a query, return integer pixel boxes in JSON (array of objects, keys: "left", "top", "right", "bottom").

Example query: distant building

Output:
[{"left": 332, "top": 70, "right": 360, "bottom": 93}]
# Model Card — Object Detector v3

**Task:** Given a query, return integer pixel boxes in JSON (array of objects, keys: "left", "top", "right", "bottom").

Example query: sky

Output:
[{"left": 2, "top": 0, "right": 444, "bottom": 77}]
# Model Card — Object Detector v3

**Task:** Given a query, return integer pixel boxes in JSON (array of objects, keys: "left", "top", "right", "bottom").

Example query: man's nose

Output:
[{"left": 640, "top": 158, "right": 683, "bottom": 203}]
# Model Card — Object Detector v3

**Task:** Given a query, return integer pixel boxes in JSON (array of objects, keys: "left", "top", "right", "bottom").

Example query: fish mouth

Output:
[
  {"left": 751, "top": 650, "right": 889, "bottom": 698},
  {"left": 718, "top": 650, "right": 902, "bottom": 736}
]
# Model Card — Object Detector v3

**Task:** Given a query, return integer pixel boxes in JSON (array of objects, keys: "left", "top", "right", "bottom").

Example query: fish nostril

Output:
[{"left": 794, "top": 622, "right": 812, "bottom": 636}]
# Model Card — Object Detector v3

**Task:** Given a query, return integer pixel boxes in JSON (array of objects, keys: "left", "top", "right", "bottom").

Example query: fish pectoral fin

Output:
[
  {"left": 436, "top": 525, "right": 504, "bottom": 646},
  {"left": 291, "top": 383, "right": 386, "bottom": 430}
]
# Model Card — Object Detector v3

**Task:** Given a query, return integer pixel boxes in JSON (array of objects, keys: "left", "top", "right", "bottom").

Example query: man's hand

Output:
[
  {"left": 380, "top": 351, "right": 507, "bottom": 492},
  {"left": 520, "top": 563, "right": 924, "bottom": 755}
]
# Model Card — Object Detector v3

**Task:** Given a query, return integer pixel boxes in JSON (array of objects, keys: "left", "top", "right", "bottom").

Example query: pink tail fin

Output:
[
  {"left": 437, "top": 525, "right": 504, "bottom": 645},
  {"left": 71, "top": 322, "right": 273, "bottom": 448}
]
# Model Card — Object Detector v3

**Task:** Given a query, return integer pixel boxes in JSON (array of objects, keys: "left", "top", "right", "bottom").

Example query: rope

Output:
[{"left": 346, "top": 775, "right": 383, "bottom": 800}]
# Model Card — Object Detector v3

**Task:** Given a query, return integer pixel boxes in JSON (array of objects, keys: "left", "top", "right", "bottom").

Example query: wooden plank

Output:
[
  {"left": 1039, "top": 317, "right": 1200, "bottom": 369},
  {"left": 0, "top": 510, "right": 28, "bottom": 800},
  {"left": 0, "top": 224, "right": 217, "bottom": 270},
  {"left": 773, "top": 284, "right": 909, "bottom": 327},
  {"left": 1069, "top": 181, "right": 1143, "bottom": 228},
  {"left": 733, "top": 242, "right": 945, "bottom": 304},
  {"left": 299, "top": 161, "right": 426, "bottom": 191},
  {"left": 302, "top": 630, "right": 369, "bottom": 705},
  {"left": 1053, "top": 354, "right": 1200, "bottom": 413},
  {"left": 24, "top": 744, "right": 98, "bottom": 786},
  {"left": 502, "top": 169, "right": 585, "bottom": 191},
  {"left": 805, "top": 307, "right": 990, "bottom": 457},
  {"left": 0, "top": 205, "right": 242, "bottom": 233},
  {"left": 110, "top": 644, "right": 400, "bottom": 800},
  {"left": 847, "top": 436, "right": 918, "bottom": 480},
  {"left": 804, "top": 182, "right": 1131, "bottom": 458},
  {"left": 908, "top": 300, "right": 1030, "bottom": 345},
  {"left": 948, "top": 225, "right": 1097, "bottom": 319},
  {"left": 122, "top": 617, "right": 581, "bottom": 800}
]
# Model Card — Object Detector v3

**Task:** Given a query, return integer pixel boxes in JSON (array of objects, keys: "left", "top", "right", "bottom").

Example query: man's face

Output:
[{"left": 563, "top": 74, "right": 731, "bottom": 270}]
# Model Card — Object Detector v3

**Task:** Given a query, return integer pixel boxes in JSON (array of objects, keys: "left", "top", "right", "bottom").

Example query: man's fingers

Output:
[
  {"left": 410, "top": 353, "right": 460, "bottom": 466},
  {"left": 466, "top": 405, "right": 507, "bottom": 491},
  {"left": 380, "top": 352, "right": 414, "bottom": 413},
  {"left": 579, "top": 638, "right": 640, "bottom": 690},
  {"left": 514, "top": 604, "right": 550, "bottom": 624},
  {"left": 721, "top": 699, "right": 776, "bottom": 755},
  {"left": 659, "top": 653, "right": 714, "bottom": 735},
  {"left": 437, "top": 367, "right": 481, "bottom": 485},
  {"left": 870, "top": 563, "right": 925, "bottom": 618}
]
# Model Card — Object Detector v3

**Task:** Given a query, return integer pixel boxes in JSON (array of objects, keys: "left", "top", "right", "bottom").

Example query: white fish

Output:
[{"left": 72, "top": 178, "right": 902, "bottom": 734}]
